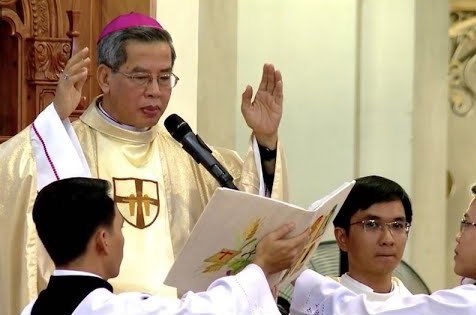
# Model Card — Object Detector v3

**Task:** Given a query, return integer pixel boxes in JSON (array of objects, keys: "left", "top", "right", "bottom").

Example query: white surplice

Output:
[
  {"left": 336, "top": 273, "right": 412, "bottom": 302},
  {"left": 290, "top": 269, "right": 476, "bottom": 315},
  {"left": 21, "top": 264, "right": 280, "bottom": 315}
]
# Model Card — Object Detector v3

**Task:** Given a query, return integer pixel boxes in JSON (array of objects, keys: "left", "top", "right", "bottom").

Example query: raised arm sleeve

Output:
[
  {"left": 77, "top": 264, "right": 280, "bottom": 315},
  {"left": 31, "top": 103, "right": 90, "bottom": 190}
]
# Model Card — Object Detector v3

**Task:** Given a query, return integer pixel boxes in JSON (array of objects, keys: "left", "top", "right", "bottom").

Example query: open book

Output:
[{"left": 164, "top": 181, "right": 355, "bottom": 292}]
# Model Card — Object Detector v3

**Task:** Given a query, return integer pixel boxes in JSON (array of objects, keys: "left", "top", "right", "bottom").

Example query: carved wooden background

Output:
[
  {"left": 0, "top": 0, "right": 152, "bottom": 144},
  {"left": 449, "top": 1, "right": 476, "bottom": 117},
  {"left": 446, "top": 0, "right": 476, "bottom": 286}
]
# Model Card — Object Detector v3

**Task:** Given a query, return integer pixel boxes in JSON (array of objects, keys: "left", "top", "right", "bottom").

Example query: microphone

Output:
[{"left": 164, "top": 114, "right": 238, "bottom": 190}]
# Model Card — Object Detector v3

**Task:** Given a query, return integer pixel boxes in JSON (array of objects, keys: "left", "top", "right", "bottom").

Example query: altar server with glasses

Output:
[{"left": 291, "top": 183, "right": 476, "bottom": 315}]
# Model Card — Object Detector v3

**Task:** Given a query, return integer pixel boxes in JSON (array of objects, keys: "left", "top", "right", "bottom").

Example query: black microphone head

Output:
[{"left": 164, "top": 114, "right": 193, "bottom": 142}]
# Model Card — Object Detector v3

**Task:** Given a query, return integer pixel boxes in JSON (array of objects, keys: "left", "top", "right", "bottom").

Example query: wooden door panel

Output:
[{"left": 0, "top": 20, "right": 19, "bottom": 138}]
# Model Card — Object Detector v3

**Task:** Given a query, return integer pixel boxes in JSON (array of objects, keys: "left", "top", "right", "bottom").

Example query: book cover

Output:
[{"left": 165, "top": 181, "right": 355, "bottom": 292}]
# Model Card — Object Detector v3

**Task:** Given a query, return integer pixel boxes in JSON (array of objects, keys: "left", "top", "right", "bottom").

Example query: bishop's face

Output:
[
  {"left": 454, "top": 198, "right": 476, "bottom": 279},
  {"left": 100, "top": 41, "right": 173, "bottom": 128}
]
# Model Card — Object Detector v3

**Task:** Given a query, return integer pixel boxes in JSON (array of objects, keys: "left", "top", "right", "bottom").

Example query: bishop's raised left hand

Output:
[{"left": 241, "top": 63, "right": 283, "bottom": 150}]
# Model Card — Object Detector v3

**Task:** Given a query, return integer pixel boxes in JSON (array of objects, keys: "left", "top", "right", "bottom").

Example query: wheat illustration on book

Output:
[{"left": 202, "top": 217, "right": 264, "bottom": 275}]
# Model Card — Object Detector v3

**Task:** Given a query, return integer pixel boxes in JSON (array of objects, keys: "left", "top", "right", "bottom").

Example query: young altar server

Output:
[
  {"left": 290, "top": 184, "right": 476, "bottom": 315},
  {"left": 21, "top": 177, "right": 308, "bottom": 315},
  {"left": 331, "top": 175, "right": 413, "bottom": 300}
]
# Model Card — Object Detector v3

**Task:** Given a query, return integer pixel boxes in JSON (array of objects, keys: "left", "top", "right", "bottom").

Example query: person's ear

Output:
[
  {"left": 97, "top": 64, "right": 111, "bottom": 94},
  {"left": 94, "top": 228, "right": 109, "bottom": 255},
  {"left": 334, "top": 227, "right": 349, "bottom": 252}
]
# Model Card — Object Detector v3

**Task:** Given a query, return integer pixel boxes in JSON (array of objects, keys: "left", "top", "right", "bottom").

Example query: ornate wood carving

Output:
[
  {"left": 449, "top": 4, "right": 476, "bottom": 116},
  {"left": 30, "top": 0, "right": 50, "bottom": 37},
  {"left": 1, "top": 0, "right": 152, "bottom": 145},
  {"left": 38, "top": 88, "right": 56, "bottom": 111},
  {"left": 66, "top": 10, "right": 80, "bottom": 53},
  {"left": 26, "top": 39, "right": 71, "bottom": 81},
  {"left": 0, "top": 0, "right": 76, "bottom": 143},
  {"left": 0, "top": 6, "right": 28, "bottom": 37},
  {"left": 0, "top": 0, "right": 18, "bottom": 6}
]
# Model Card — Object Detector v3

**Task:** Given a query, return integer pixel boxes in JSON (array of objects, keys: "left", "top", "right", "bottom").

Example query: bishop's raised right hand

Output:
[{"left": 53, "top": 47, "right": 90, "bottom": 120}]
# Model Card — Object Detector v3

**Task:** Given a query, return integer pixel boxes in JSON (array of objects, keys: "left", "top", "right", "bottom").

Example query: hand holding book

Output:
[{"left": 253, "top": 223, "right": 310, "bottom": 277}]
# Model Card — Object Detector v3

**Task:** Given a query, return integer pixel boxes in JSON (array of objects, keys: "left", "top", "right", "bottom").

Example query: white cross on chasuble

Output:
[{"left": 96, "top": 130, "right": 177, "bottom": 298}]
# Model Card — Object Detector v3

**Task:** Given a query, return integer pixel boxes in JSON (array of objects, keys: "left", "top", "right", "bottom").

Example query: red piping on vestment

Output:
[{"left": 32, "top": 123, "right": 60, "bottom": 181}]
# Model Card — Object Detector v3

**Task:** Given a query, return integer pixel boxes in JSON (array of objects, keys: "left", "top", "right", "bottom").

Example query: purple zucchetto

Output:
[{"left": 97, "top": 12, "right": 163, "bottom": 43}]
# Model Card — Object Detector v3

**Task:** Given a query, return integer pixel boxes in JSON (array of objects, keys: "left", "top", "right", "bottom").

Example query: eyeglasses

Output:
[
  {"left": 350, "top": 219, "right": 411, "bottom": 235},
  {"left": 460, "top": 218, "right": 476, "bottom": 233},
  {"left": 115, "top": 71, "right": 180, "bottom": 88}
]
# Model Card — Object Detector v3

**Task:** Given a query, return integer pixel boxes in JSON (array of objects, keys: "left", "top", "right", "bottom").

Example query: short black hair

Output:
[
  {"left": 32, "top": 177, "right": 115, "bottom": 266},
  {"left": 333, "top": 175, "right": 413, "bottom": 233}
]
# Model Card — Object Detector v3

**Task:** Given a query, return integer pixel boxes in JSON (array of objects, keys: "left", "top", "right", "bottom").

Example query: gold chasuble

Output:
[
  {"left": 79, "top": 105, "right": 176, "bottom": 296},
  {"left": 0, "top": 96, "right": 288, "bottom": 315}
]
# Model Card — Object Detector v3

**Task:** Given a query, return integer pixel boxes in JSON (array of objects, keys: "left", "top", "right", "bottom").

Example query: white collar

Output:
[
  {"left": 53, "top": 269, "right": 102, "bottom": 279},
  {"left": 97, "top": 102, "right": 149, "bottom": 132},
  {"left": 461, "top": 277, "right": 476, "bottom": 285},
  {"left": 341, "top": 273, "right": 394, "bottom": 294}
]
